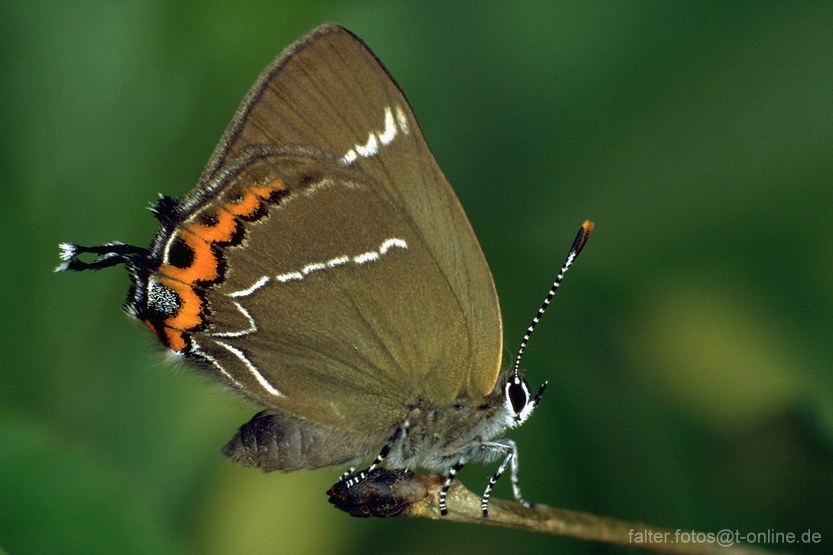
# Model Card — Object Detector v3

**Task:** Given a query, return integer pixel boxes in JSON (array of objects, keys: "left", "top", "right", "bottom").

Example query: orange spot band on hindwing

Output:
[
  {"left": 147, "top": 179, "right": 287, "bottom": 352},
  {"left": 143, "top": 318, "right": 188, "bottom": 352},
  {"left": 159, "top": 277, "right": 204, "bottom": 330},
  {"left": 185, "top": 209, "right": 240, "bottom": 244},
  {"left": 226, "top": 180, "right": 287, "bottom": 218},
  {"left": 161, "top": 231, "right": 221, "bottom": 284}
]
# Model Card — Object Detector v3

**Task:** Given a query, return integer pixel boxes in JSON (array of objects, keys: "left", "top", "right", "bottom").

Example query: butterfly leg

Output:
[
  {"left": 341, "top": 420, "right": 409, "bottom": 488},
  {"left": 337, "top": 467, "right": 357, "bottom": 482},
  {"left": 439, "top": 460, "right": 465, "bottom": 515},
  {"left": 480, "top": 439, "right": 527, "bottom": 517}
]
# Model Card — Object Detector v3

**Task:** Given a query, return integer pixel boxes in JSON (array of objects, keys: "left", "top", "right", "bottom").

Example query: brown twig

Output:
[{"left": 328, "top": 470, "right": 777, "bottom": 554}]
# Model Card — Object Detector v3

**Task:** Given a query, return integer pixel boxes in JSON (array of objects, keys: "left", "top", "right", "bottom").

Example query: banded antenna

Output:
[{"left": 511, "top": 220, "right": 594, "bottom": 378}]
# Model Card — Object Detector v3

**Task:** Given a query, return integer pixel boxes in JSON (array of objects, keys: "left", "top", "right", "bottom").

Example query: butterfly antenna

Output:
[{"left": 511, "top": 220, "right": 594, "bottom": 378}]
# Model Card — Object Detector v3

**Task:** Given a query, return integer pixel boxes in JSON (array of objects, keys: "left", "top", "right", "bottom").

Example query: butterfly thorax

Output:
[{"left": 389, "top": 395, "right": 513, "bottom": 473}]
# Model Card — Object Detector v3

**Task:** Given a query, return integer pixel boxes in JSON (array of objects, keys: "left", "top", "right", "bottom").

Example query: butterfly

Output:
[{"left": 58, "top": 24, "right": 592, "bottom": 517}]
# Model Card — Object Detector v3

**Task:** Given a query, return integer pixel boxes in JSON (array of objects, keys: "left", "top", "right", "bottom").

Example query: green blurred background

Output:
[{"left": 2, "top": 1, "right": 832, "bottom": 553}]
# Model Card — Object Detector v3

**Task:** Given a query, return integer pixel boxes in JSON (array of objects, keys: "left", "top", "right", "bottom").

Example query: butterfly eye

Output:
[{"left": 506, "top": 375, "right": 531, "bottom": 416}]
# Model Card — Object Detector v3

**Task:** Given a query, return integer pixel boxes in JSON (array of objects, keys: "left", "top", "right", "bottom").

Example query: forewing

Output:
[{"left": 161, "top": 25, "right": 502, "bottom": 431}]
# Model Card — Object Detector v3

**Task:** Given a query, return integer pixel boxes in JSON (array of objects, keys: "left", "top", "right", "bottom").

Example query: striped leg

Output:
[
  {"left": 439, "top": 461, "right": 465, "bottom": 515},
  {"left": 480, "top": 439, "right": 526, "bottom": 517},
  {"left": 338, "top": 467, "right": 357, "bottom": 482},
  {"left": 341, "top": 420, "right": 409, "bottom": 488}
]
